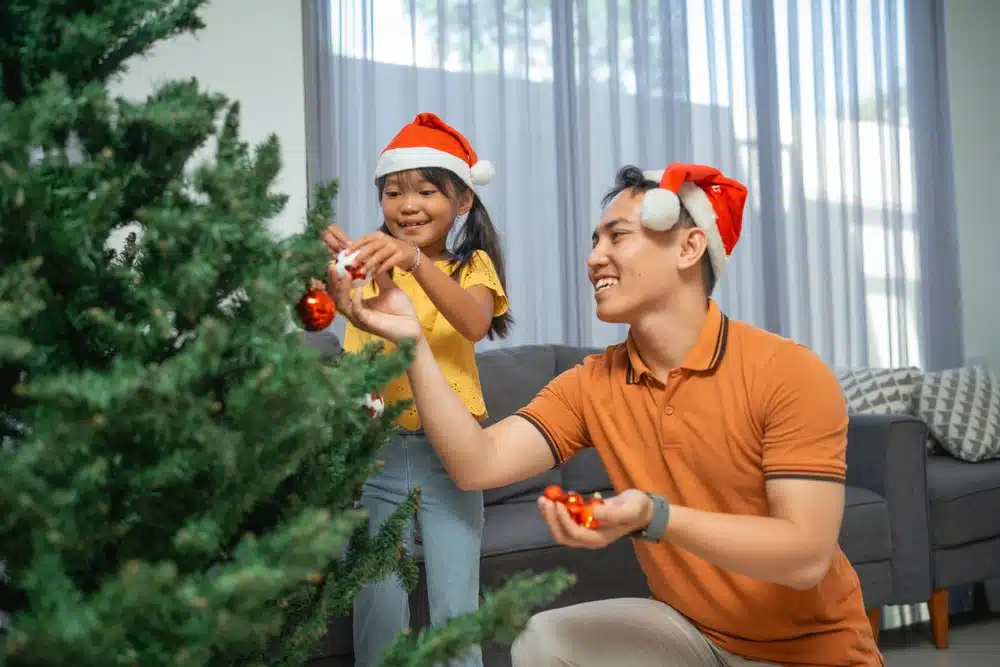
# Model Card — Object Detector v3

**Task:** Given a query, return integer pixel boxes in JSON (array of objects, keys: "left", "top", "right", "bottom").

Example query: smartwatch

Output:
[{"left": 632, "top": 492, "right": 670, "bottom": 542}]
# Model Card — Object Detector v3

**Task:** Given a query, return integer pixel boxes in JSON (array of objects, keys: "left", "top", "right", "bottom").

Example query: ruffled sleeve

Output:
[{"left": 459, "top": 250, "right": 509, "bottom": 317}]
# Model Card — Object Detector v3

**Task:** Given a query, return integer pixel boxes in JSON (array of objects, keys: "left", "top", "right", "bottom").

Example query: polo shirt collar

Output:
[{"left": 625, "top": 299, "right": 730, "bottom": 384}]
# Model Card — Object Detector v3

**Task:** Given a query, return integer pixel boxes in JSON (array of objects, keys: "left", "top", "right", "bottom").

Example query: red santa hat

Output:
[
  {"left": 639, "top": 163, "right": 748, "bottom": 279},
  {"left": 374, "top": 112, "right": 494, "bottom": 190}
]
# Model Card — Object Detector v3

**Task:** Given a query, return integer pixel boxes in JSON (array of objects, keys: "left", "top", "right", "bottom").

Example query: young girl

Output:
[{"left": 322, "top": 113, "right": 511, "bottom": 667}]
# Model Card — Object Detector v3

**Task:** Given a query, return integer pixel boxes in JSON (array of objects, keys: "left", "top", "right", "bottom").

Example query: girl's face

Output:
[{"left": 380, "top": 170, "right": 472, "bottom": 253}]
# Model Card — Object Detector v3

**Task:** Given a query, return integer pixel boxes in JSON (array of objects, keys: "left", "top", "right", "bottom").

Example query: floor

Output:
[{"left": 881, "top": 612, "right": 1000, "bottom": 666}]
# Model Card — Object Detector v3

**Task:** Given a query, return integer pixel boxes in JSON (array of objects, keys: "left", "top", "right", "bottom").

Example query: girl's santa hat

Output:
[
  {"left": 639, "top": 163, "right": 749, "bottom": 279},
  {"left": 374, "top": 112, "right": 494, "bottom": 190}
]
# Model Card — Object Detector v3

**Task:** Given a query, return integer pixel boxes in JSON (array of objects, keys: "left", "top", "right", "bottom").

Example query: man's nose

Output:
[{"left": 587, "top": 243, "right": 608, "bottom": 271}]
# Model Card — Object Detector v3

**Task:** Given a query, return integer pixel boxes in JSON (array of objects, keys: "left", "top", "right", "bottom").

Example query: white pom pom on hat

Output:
[
  {"left": 639, "top": 187, "right": 681, "bottom": 231},
  {"left": 470, "top": 159, "right": 495, "bottom": 186}
]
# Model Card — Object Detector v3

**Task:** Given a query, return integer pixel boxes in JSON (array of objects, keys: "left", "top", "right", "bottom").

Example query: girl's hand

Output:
[
  {"left": 350, "top": 231, "right": 419, "bottom": 276},
  {"left": 537, "top": 489, "right": 654, "bottom": 550},
  {"left": 321, "top": 224, "right": 352, "bottom": 255},
  {"left": 326, "top": 266, "right": 423, "bottom": 343}
]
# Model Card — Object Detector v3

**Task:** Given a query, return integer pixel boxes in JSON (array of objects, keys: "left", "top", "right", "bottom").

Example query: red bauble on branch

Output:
[{"left": 296, "top": 286, "right": 336, "bottom": 331}]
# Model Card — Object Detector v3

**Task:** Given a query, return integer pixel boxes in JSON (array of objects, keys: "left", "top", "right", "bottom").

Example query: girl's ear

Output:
[{"left": 456, "top": 189, "right": 474, "bottom": 216}]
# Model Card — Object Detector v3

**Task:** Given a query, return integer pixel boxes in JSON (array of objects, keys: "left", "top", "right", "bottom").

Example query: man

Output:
[{"left": 327, "top": 163, "right": 884, "bottom": 667}]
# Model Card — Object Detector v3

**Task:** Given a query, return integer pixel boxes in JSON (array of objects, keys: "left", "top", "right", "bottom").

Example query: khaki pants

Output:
[{"left": 510, "top": 598, "right": 775, "bottom": 667}]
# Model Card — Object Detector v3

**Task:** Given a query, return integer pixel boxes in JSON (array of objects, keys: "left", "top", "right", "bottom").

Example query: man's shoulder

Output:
[
  {"left": 729, "top": 318, "right": 833, "bottom": 371},
  {"left": 566, "top": 342, "right": 628, "bottom": 377},
  {"left": 726, "top": 318, "right": 843, "bottom": 410}
]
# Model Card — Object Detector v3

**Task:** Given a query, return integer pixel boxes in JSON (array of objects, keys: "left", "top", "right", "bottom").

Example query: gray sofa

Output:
[
  {"left": 924, "top": 453, "right": 1000, "bottom": 647},
  {"left": 307, "top": 343, "right": 933, "bottom": 667}
]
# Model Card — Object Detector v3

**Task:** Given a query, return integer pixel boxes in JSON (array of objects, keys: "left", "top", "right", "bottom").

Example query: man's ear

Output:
[{"left": 676, "top": 227, "right": 709, "bottom": 271}]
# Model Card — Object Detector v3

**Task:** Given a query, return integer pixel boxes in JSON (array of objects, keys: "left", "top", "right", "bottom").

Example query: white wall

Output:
[
  {"left": 111, "top": 0, "right": 308, "bottom": 238},
  {"left": 947, "top": 0, "right": 1000, "bottom": 373}
]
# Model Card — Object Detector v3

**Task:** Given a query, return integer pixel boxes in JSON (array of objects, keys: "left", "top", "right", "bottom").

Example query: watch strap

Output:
[{"left": 633, "top": 492, "right": 670, "bottom": 542}]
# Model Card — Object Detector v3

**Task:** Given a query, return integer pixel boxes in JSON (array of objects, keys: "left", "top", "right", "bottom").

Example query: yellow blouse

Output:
[{"left": 342, "top": 249, "right": 509, "bottom": 431}]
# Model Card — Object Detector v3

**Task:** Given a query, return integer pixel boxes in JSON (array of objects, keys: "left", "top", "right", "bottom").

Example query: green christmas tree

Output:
[{"left": 0, "top": 2, "right": 572, "bottom": 666}]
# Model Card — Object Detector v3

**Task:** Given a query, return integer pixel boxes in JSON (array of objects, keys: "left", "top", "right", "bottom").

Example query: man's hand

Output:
[
  {"left": 326, "top": 266, "right": 422, "bottom": 343},
  {"left": 538, "top": 489, "right": 652, "bottom": 550}
]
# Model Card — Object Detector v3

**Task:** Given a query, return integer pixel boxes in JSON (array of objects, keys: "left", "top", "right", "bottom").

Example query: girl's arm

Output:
[{"left": 411, "top": 259, "right": 493, "bottom": 342}]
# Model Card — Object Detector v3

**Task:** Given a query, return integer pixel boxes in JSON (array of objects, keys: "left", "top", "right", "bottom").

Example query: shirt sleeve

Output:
[
  {"left": 759, "top": 342, "right": 848, "bottom": 484},
  {"left": 459, "top": 250, "right": 509, "bottom": 318},
  {"left": 515, "top": 365, "right": 591, "bottom": 465}
]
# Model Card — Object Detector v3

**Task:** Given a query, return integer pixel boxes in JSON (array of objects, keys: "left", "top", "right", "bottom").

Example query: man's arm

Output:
[
  {"left": 406, "top": 338, "right": 587, "bottom": 490},
  {"left": 645, "top": 344, "right": 847, "bottom": 590}
]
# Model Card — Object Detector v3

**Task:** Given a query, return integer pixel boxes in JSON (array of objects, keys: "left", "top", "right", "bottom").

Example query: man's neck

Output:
[{"left": 629, "top": 291, "right": 710, "bottom": 379}]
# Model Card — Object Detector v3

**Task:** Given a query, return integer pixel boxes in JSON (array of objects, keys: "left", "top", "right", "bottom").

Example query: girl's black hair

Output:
[{"left": 375, "top": 167, "right": 513, "bottom": 339}]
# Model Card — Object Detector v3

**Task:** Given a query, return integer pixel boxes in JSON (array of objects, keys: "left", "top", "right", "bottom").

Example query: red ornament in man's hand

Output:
[
  {"left": 296, "top": 287, "right": 336, "bottom": 331},
  {"left": 541, "top": 486, "right": 603, "bottom": 530}
]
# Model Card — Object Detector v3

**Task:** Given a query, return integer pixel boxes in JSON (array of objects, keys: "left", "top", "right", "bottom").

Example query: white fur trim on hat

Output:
[
  {"left": 677, "top": 182, "right": 729, "bottom": 279},
  {"left": 374, "top": 146, "right": 481, "bottom": 190}
]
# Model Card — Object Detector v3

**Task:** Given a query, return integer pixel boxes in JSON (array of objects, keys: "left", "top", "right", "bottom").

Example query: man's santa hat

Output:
[
  {"left": 639, "top": 163, "right": 748, "bottom": 279},
  {"left": 374, "top": 112, "right": 494, "bottom": 190}
]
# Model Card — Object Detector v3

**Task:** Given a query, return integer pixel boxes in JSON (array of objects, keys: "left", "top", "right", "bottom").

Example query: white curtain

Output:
[
  {"left": 303, "top": 0, "right": 969, "bottom": 628},
  {"left": 302, "top": 0, "right": 964, "bottom": 372}
]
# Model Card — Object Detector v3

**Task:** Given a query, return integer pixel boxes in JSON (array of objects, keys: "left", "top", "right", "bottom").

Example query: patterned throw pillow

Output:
[
  {"left": 836, "top": 367, "right": 937, "bottom": 451},
  {"left": 915, "top": 366, "right": 1000, "bottom": 463}
]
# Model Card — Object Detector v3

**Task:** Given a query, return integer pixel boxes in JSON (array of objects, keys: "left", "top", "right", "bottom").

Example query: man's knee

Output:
[{"left": 510, "top": 609, "right": 569, "bottom": 667}]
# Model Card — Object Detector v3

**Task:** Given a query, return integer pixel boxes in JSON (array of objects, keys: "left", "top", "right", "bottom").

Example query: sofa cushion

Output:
[
  {"left": 836, "top": 366, "right": 936, "bottom": 451},
  {"left": 916, "top": 366, "right": 1000, "bottom": 463},
  {"left": 560, "top": 448, "right": 613, "bottom": 495},
  {"left": 411, "top": 498, "right": 571, "bottom": 561},
  {"left": 553, "top": 345, "right": 606, "bottom": 374},
  {"left": 927, "top": 454, "right": 1000, "bottom": 548},
  {"left": 477, "top": 345, "right": 564, "bottom": 505},
  {"left": 477, "top": 345, "right": 557, "bottom": 424},
  {"left": 839, "top": 486, "right": 892, "bottom": 565}
]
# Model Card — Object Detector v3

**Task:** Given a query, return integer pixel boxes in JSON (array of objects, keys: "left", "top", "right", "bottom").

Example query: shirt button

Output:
[{"left": 665, "top": 406, "right": 674, "bottom": 415}]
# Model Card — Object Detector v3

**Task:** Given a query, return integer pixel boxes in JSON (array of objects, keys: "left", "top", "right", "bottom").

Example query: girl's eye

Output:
[
  {"left": 384, "top": 191, "right": 400, "bottom": 198},
  {"left": 420, "top": 190, "right": 436, "bottom": 196}
]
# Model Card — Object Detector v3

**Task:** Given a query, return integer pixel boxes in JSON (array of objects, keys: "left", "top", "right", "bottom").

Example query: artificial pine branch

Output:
[{"left": 0, "top": 3, "right": 573, "bottom": 666}]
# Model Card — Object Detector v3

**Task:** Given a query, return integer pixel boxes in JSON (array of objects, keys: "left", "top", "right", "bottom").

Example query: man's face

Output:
[{"left": 587, "top": 189, "right": 705, "bottom": 323}]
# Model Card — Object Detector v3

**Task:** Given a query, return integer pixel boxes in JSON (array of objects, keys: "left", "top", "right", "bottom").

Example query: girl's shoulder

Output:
[{"left": 464, "top": 249, "right": 498, "bottom": 274}]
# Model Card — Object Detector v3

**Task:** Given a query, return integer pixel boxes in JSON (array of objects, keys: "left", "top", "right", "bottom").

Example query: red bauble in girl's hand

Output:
[
  {"left": 333, "top": 249, "right": 372, "bottom": 287},
  {"left": 362, "top": 392, "right": 385, "bottom": 418},
  {"left": 296, "top": 287, "right": 336, "bottom": 331}
]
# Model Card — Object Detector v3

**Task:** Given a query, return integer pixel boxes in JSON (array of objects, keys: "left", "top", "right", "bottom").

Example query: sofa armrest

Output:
[{"left": 846, "top": 413, "right": 933, "bottom": 605}]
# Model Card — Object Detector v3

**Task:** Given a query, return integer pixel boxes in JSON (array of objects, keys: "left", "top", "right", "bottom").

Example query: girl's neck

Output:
[{"left": 418, "top": 236, "right": 448, "bottom": 262}]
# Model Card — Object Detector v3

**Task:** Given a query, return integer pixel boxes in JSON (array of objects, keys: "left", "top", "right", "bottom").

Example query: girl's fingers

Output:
[{"left": 366, "top": 246, "right": 398, "bottom": 276}]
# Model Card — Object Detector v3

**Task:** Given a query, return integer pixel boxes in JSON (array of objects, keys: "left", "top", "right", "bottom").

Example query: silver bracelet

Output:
[{"left": 408, "top": 244, "right": 422, "bottom": 272}]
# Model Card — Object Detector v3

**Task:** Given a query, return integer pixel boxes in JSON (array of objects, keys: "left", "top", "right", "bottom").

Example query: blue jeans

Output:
[{"left": 353, "top": 431, "right": 485, "bottom": 667}]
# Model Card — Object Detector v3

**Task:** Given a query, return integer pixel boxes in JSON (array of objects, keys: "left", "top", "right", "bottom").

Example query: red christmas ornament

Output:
[
  {"left": 543, "top": 484, "right": 566, "bottom": 502},
  {"left": 540, "top": 486, "right": 602, "bottom": 530},
  {"left": 334, "top": 249, "right": 372, "bottom": 287},
  {"left": 296, "top": 287, "right": 336, "bottom": 331},
  {"left": 362, "top": 392, "right": 385, "bottom": 418}
]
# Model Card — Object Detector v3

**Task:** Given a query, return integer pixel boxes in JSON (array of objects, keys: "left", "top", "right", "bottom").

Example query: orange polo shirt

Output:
[{"left": 516, "top": 300, "right": 883, "bottom": 667}]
